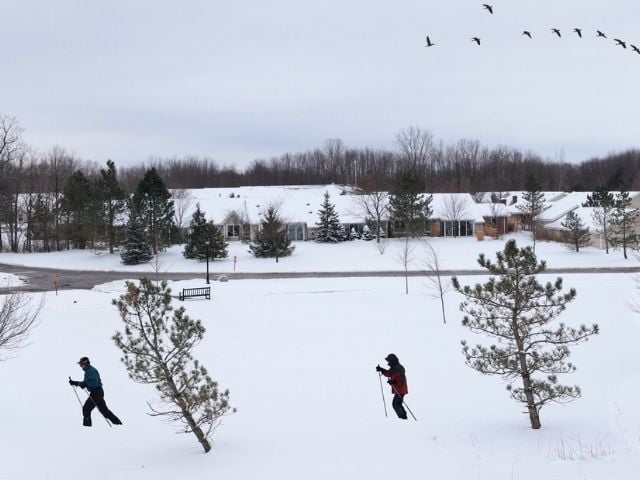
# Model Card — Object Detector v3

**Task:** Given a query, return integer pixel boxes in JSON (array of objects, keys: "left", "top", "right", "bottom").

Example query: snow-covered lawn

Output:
[
  {"left": 2, "top": 233, "right": 640, "bottom": 478},
  {"left": 0, "top": 272, "right": 26, "bottom": 287},
  {"left": 0, "top": 233, "right": 637, "bottom": 273},
  {"left": 1, "top": 271, "right": 640, "bottom": 479}
]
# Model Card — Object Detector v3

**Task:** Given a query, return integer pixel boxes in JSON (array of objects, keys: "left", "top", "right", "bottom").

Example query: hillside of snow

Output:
[{"left": 1, "top": 270, "right": 640, "bottom": 479}]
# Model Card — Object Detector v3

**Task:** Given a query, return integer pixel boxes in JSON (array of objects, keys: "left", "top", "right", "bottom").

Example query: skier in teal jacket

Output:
[{"left": 69, "top": 357, "right": 122, "bottom": 426}]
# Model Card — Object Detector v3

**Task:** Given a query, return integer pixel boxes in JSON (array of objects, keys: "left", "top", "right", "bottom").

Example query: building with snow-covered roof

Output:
[
  {"left": 427, "top": 193, "right": 485, "bottom": 237},
  {"left": 539, "top": 191, "right": 640, "bottom": 249},
  {"left": 177, "top": 184, "right": 365, "bottom": 242}
]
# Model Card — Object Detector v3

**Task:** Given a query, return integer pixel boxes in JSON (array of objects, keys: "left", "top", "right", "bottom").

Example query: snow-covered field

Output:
[
  {"left": 1, "top": 236, "right": 640, "bottom": 479},
  {"left": 0, "top": 272, "right": 25, "bottom": 287},
  {"left": 0, "top": 233, "right": 637, "bottom": 273}
]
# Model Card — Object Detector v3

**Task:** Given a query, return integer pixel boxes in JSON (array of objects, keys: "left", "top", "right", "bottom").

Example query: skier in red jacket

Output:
[{"left": 376, "top": 353, "right": 408, "bottom": 419}]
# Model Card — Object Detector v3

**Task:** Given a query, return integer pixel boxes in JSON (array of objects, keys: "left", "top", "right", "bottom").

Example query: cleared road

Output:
[{"left": 2, "top": 262, "right": 640, "bottom": 294}]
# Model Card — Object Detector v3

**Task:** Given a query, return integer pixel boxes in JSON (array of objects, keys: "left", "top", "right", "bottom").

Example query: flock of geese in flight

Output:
[{"left": 424, "top": 4, "right": 639, "bottom": 55}]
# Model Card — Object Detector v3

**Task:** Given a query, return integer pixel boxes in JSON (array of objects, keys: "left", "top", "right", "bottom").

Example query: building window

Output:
[
  {"left": 227, "top": 224, "right": 240, "bottom": 238},
  {"left": 288, "top": 223, "right": 304, "bottom": 241}
]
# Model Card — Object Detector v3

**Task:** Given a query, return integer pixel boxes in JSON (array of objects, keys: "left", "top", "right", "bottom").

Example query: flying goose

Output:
[
  {"left": 614, "top": 38, "right": 627, "bottom": 48},
  {"left": 425, "top": 35, "right": 435, "bottom": 47},
  {"left": 482, "top": 4, "right": 493, "bottom": 14},
  {"left": 551, "top": 28, "right": 561, "bottom": 37},
  {"left": 522, "top": 31, "right": 532, "bottom": 39},
  {"left": 471, "top": 37, "right": 481, "bottom": 45}
]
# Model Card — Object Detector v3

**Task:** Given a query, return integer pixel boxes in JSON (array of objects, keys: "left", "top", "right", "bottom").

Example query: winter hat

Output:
[
  {"left": 385, "top": 353, "right": 399, "bottom": 364},
  {"left": 77, "top": 357, "right": 90, "bottom": 367}
]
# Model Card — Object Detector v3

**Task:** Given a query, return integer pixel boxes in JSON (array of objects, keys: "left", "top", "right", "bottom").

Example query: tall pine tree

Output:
[
  {"left": 609, "top": 189, "right": 640, "bottom": 259},
  {"left": 131, "top": 168, "right": 175, "bottom": 254},
  {"left": 388, "top": 170, "right": 432, "bottom": 237},
  {"left": 249, "top": 205, "right": 294, "bottom": 262},
  {"left": 95, "top": 160, "right": 126, "bottom": 254},
  {"left": 314, "top": 191, "right": 343, "bottom": 243},
  {"left": 62, "top": 170, "right": 99, "bottom": 249},
  {"left": 452, "top": 240, "right": 598, "bottom": 429},
  {"left": 184, "top": 204, "right": 228, "bottom": 260},
  {"left": 584, "top": 185, "right": 615, "bottom": 254},
  {"left": 120, "top": 210, "right": 153, "bottom": 265},
  {"left": 517, "top": 174, "right": 546, "bottom": 252}
]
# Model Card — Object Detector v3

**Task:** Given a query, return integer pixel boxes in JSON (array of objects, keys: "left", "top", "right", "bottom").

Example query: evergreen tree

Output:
[
  {"left": 112, "top": 278, "right": 234, "bottom": 453},
  {"left": 517, "top": 174, "right": 546, "bottom": 252},
  {"left": 561, "top": 210, "right": 591, "bottom": 252},
  {"left": 452, "top": 240, "right": 598, "bottom": 430},
  {"left": 120, "top": 210, "right": 153, "bottom": 265},
  {"left": 315, "top": 191, "right": 343, "bottom": 242},
  {"left": 62, "top": 170, "right": 99, "bottom": 249},
  {"left": 361, "top": 224, "right": 374, "bottom": 241},
  {"left": 249, "top": 205, "right": 295, "bottom": 262},
  {"left": 131, "top": 167, "right": 175, "bottom": 254},
  {"left": 184, "top": 204, "right": 229, "bottom": 260},
  {"left": 388, "top": 170, "right": 432, "bottom": 237},
  {"left": 609, "top": 189, "right": 640, "bottom": 259},
  {"left": 31, "top": 194, "right": 55, "bottom": 252},
  {"left": 95, "top": 160, "right": 126, "bottom": 253},
  {"left": 183, "top": 204, "right": 208, "bottom": 260},
  {"left": 584, "top": 185, "right": 615, "bottom": 254},
  {"left": 206, "top": 221, "right": 228, "bottom": 259}
]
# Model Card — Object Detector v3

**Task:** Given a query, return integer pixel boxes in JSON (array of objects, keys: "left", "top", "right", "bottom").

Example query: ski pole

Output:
[
  {"left": 378, "top": 372, "right": 388, "bottom": 417},
  {"left": 391, "top": 384, "right": 417, "bottom": 421},
  {"left": 69, "top": 377, "right": 84, "bottom": 408}
]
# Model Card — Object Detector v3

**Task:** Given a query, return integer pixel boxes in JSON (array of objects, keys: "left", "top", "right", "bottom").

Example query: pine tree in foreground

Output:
[
  {"left": 120, "top": 211, "right": 153, "bottom": 265},
  {"left": 112, "top": 278, "right": 234, "bottom": 453},
  {"left": 452, "top": 240, "right": 598, "bottom": 429},
  {"left": 561, "top": 210, "right": 591, "bottom": 252}
]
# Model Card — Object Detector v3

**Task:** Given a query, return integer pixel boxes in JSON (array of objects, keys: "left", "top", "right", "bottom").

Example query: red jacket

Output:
[{"left": 381, "top": 365, "right": 408, "bottom": 396}]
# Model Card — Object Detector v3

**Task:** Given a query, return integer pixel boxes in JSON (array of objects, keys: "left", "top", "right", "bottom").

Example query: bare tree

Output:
[
  {"left": 394, "top": 126, "right": 433, "bottom": 170},
  {"left": 441, "top": 194, "right": 471, "bottom": 237},
  {"left": 46, "top": 146, "right": 77, "bottom": 251},
  {"left": 172, "top": 189, "right": 194, "bottom": 243},
  {"left": 0, "top": 291, "right": 44, "bottom": 361},
  {"left": 421, "top": 241, "right": 451, "bottom": 323},
  {"left": 355, "top": 175, "right": 389, "bottom": 243},
  {"left": 0, "top": 115, "right": 23, "bottom": 165},
  {"left": 395, "top": 236, "right": 416, "bottom": 294},
  {"left": 488, "top": 201, "right": 506, "bottom": 239},
  {"left": 0, "top": 116, "right": 26, "bottom": 252}
]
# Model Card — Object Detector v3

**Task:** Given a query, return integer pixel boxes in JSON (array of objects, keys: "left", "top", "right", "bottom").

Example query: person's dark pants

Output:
[
  {"left": 392, "top": 394, "right": 408, "bottom": 420},
  {"left": 82, "top": 387, "right": 122, "bottom": 426}
]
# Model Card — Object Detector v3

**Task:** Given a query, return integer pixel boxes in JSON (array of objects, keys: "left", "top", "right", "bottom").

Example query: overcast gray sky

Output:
[{"left": 1, "top": 0, "right": 639, "bottom": 169}]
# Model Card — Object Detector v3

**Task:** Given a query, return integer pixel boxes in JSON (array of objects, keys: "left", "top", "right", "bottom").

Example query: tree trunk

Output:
[
  {"left": 519, "top": 367, "right": 541, "bottom": 429},
  {"left": 166, "top": 375, "right": 212, "bottom": 453},
  {"left": 513, "top": 315, "right": 541, "bottom": 429}
]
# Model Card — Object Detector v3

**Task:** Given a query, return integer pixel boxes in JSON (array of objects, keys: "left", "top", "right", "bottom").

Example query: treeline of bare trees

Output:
[
  {"left": 3, "top": 116, "right": 640, "bottom": 200},
  {"left": 124, "top": 134, "right": 640, "bottom": 193}
]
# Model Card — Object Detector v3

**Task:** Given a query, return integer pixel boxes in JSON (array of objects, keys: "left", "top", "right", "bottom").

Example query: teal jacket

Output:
[{"left": 81, "top": 365, "right": 103, "bottom": 391}]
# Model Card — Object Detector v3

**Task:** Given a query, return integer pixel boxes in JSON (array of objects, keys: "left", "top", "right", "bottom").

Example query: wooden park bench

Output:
[{"left": 178, "top": 286, "right": 211, "bottom": 301}]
